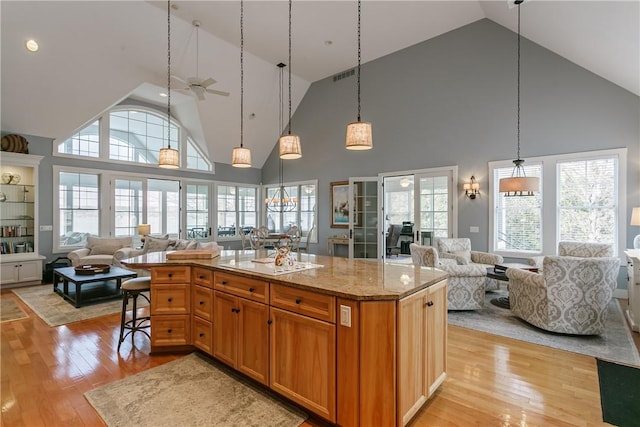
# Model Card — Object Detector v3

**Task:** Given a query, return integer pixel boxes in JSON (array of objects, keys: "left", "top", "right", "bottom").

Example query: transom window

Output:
[{"left": 55, "top": 105, "right": 213, "bottom": 172}]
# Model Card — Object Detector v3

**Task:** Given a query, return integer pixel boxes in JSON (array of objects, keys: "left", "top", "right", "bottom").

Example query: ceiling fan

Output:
[{"left": 172, "top": 20, "right": 229, "bottom": 101}]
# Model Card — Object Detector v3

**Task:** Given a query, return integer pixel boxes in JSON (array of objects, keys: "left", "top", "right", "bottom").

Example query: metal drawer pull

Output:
[
  {"left": 199, "top": 333, "right": 205, "bottom": 337},
  {"left": 295, "top": 298, "right": 302, "bottom": 305},
  {"left": 167, "top": 329, "right": 172, "bottom": 333},
  {"left": 199, "top": 300, "right": 205, "bottom": 305},
  {"left": 426, "top": 301, "right": 434, "bottom": 307},
  {"left": 199, "top": 275, "right": 205, "bottom": 279},
  {"left": 249, "top": 287, "right": 255, "bottom": 293},
  {"left": 168, "top": 273, "right": 173, "bottom": 278},
  {"left": 221, "top": 280, "right": 227, "bottom": 285},
  {"left": 167, "top": 297, "right": 173, "bottom": 302}
]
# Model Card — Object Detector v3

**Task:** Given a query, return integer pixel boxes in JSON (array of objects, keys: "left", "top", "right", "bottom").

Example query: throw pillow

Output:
[
  {"left": 452, "top": 250, "right": 471, "bottom": 265},
  {"left": 186, "top": 241, "right": 199, "bottom": 250},
  {"left": 90, "top": 245, "right": 118, "bottom": 255},
  {"left": 171, "top": 239, "right": 191, "bottom": 250},
  {"left": 143, "top": 235, "right": 171, "bottom": 253}
]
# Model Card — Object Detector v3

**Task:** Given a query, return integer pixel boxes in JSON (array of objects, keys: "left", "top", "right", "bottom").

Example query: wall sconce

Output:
[{"left": 464, "top": 176, "right": 480, "bottom": 199}]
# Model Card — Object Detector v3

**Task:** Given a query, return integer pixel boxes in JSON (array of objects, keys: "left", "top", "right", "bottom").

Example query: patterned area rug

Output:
[
  {"left": 1, "top": 298, "right": 28, "bottom": 322},
  {"left": 85, "top": 353, "right": 307, "bottom": 427},
  {"left": 12, "top": 285, "right": 148, "bottom": 327},
  {"left": 448, "top": 289, "right": 640, "bottom": 366}
]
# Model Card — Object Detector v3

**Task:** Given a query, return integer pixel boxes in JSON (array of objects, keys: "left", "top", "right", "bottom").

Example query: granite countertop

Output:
[{"left": 122, "top": 249, "right": 448, "bottom": 301}]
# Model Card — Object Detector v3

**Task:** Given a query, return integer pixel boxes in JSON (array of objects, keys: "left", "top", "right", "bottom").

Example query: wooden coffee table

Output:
[
  {"left": 53, "top": 266, "right": 137, "bottom": 308},
  {"left": 486, "top": 263, "right": 538, "bottom": 309}
]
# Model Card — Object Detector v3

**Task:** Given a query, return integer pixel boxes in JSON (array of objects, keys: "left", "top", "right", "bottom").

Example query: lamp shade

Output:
[
  {"left": 231, "top": 146, "right": 252, "bottom": 168},
  {"left": 499, "top": 176, "right": 539, "bottom": 195},
  {"left": 631, "top": 207, "right": 640, "bottom": 226},
  {"left": 279, "top": 134, "right": 302, "bottom": 159},
  {"left": 158, "top": 147, "right": 179, "bottom": 169},
  {"left": 345, "top": 121, "right": 372, "bottom": 150},
  {"left": 137, "top": 224, "right": 151, "bottom": 236}
]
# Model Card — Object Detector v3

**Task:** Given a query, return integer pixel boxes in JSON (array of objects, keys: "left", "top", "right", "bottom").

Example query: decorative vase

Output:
[{"left": 274, "top": 246, "right": 295, "bottom": 271}]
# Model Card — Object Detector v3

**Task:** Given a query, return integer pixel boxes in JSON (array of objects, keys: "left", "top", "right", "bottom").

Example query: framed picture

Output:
[{"left": 330, "top": 181, "right": 349, "bottom": 228}]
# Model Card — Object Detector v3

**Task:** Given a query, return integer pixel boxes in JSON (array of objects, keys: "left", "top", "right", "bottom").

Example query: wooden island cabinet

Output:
[{"left": 123, "top": 251, "right": 448, "bottom": 427}]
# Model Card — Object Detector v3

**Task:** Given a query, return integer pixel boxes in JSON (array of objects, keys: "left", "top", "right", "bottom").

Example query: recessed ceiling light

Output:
[
  {"left": 159, "top": 92, "right": 168, "bottom": 97},
  {"left": 25, "top": 39, "right": 39, "bottom": 52},
  {"left": 324, "top": 40, "right": 333, "bottom": 46}
]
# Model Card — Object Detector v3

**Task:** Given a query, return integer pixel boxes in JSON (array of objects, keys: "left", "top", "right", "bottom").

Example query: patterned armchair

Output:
[
  {"left": 506, "top": 255, "right": 620, "bottom": 335},
  {"left": 528, "top": 241, "right": 614, "bottom": 268},
  {"left": 410, "top": 243, "right": 487, "bottom": 310},
  {"left": 436, "top": 238, "right": 504, "bottom": 291}
]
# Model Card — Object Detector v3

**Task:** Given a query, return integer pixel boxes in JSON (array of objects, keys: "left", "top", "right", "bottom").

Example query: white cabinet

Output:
[
  {"left": 0, "top": 259, "right": 43, "bottom": 285},
  {"left": 625, "top": 250, "right": 640, "bottom": 332},
  {"left": 0, "top": 152, "right": 45, "bottom": 287}
]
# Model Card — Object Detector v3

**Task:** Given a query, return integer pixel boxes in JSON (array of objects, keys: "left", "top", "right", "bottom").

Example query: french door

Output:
[{"left": 381, "top": 168, "right": 456, "bottom": 257}]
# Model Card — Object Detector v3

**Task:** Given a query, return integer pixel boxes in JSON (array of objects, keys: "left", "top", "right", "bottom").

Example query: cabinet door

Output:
[
  {"left": 0, "top": 263, "right": 19, "bottom": 284},
  {"left": 397, "top": 288, "right": 428, "bottom": 426},
  {"left": 427, "top": 280, "right": 447, "bottom": 396},
  {"left": 270, "top": 307, "right": 336, "bottom": 422},
  {"left": 213, "top": 290, "right": 237, "bottom": 368},
  {"left": 17, "top": 260, "right": 42, "bottom": 283},
  {"left": 237, "top": 298, "right": 269, "bottom": 386}
]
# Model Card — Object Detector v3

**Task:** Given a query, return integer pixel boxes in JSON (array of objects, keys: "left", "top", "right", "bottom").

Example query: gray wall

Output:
[{"left": 262, "top": 18, "right": 640, "bottom": 259}]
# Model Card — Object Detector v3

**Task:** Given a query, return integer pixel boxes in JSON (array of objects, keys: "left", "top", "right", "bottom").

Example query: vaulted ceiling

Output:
[{"left": 2, "top": 1, "right": 638, "bottom": 168}]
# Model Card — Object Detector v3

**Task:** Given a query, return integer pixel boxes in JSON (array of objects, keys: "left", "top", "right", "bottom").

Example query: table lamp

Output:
[
  {"left": 631, "top": 207, "right": 640, "bottom": 249},
  {"left": 138, "top": 224, "right": 151, "bottom": 243}
]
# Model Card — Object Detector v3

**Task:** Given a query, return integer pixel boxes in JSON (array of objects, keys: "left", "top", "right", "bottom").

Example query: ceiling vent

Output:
[{"left": 333, "top": 69, "right": 355, "bottom": 82}]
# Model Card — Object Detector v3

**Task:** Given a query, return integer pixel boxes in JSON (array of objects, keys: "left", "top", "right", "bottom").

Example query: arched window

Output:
[{"left": 55, "top": 106, "right": 212, "bottom": 172}]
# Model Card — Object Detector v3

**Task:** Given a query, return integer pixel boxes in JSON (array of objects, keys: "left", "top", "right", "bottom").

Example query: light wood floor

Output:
[{"left": 2, "top": 288, "right": 637, "bottom": 427}]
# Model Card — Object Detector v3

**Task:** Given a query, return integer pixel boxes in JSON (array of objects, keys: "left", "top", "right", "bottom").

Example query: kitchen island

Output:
[{"left": 122, "top": 250, "right": 448, "bottom": 427}]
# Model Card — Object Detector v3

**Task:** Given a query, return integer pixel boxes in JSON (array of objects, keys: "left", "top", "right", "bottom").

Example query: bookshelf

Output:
[{"left": 0, "top": 152, "right": 45, "bottom": 287}]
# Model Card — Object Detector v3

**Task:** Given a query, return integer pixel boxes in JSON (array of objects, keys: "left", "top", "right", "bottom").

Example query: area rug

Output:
[
  {"left": 85, "top": 353, "right": 307, "bottom": 427},
  {"left": 448, "top": 289, "right": 640, "bottom": 366},
  {"left": 596, "top": 358, "right": 640, "bottom": 427},
  {"left": 12, "top": 285, "right": 148, "bottom": 327},
  {"left": 1, "top": 298, "right": 28, "bottom": 322}
]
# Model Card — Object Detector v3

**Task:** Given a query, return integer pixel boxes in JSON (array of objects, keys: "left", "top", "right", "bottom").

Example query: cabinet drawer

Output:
[
  {"left": 214, "top": 272, "right": 268, "bottom": 303},
  {"left": 151, "top": 284, "right": 190, "bottom": 315},
  {"left": 192, "top": 317, "right": 213, "bottom": 355},
  {"left": 192, "top": 284, "right": 213, "bottom": 321},
  {"left": 151, "top": 315, "right": 190, "bottom": 346},
  {"left": 152, "top": 266, "right": 191, "bottom": 284},
  {"left": 270, "top": 284, "right": 336, "bottom": 323},
  {"left": 193, "top": 267, "right": 214, "bottom": 288}
]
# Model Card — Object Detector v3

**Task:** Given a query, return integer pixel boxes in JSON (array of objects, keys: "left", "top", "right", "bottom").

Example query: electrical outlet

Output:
[
  {"left": 39, "top": 225, "right": 53, "bottom": 231},
  {"left": 340, "top": 305, "right": 351, "bottom": 327},
  {"left": 470, "top": 226, "right": 480, "bottom": 233}
]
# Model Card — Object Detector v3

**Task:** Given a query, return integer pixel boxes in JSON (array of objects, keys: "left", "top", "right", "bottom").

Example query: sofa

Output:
[
  {"left": 113, "top": 235, "right": 223, "bottom": 266},
  {"left": 528, "top": 241, "right": 614, "bottom": 269},
  {"left": 507, "top": 255, "right": 620, "bottom": 335},
  {"left": 410, "top": 243, "right": 488, "bottom": 310},
  {"left": 68, "top": 236, "right": 133, "bottom": 267},
  {"left": 436, "top": 237, "right": 504, "bottom": 291}
]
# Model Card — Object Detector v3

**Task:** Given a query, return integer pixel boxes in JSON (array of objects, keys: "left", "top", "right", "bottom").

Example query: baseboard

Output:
[{"left": 614, "top": 289, "right": 628, "bottom": 299}]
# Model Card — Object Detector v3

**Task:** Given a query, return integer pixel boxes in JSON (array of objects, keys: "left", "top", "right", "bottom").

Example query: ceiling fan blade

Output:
[
  {"left": 206, "top": 88, "right": 230, "bottom": 97},
  {"left": 200, "top": 77, "right": 216, "bottom": 88},
  {"left": 187, "top": 76, "right": 202, "bottom": 86},
  {"left": 191, "top": 86, "right": 206, "bottom": 101},
  {"left": 171, "top": 75, "right": 189, "bottom": 85}
]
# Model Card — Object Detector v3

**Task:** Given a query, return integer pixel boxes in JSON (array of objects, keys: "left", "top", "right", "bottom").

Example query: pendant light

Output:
[
  {"left": 231, "top": 0, "right": 252, "bottom": 168},
  {"left": 266, "top": 63, "right": 297, "bottom": 213},
  {"left": 158, "top": 0, "right": 180, "bottom": 169},
  {"left": 345, "top": 0, "right": 372, "bottom": 150},
  {"left": 278, "top": 0, "right": 302, "bottom": 160},
  {"left": 499, "top": 0, "right": 539, "bottom": 196}
]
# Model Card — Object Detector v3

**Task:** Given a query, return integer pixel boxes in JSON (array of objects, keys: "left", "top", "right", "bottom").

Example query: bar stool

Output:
[{"left": 117, "top": 276, "right": 151, "bottom": 351}]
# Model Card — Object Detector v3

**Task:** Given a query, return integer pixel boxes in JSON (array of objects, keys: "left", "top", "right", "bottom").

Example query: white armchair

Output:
[
  {"left": 528, "top": 241, "right": 614, "bottom": 269},
  {"left": 410, "top": 243, "right": 487, "bottom": 310},
  {"left": 436, "top": 238, "right": 504, "bottom": 291},
  {"left": 507, "top": 255, "right": 620, "bottom": 335}
]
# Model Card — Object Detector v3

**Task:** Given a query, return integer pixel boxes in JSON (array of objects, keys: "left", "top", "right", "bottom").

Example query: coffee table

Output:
[
  {"left": 486, "top": 263, "right": 538, "bottom": 309},
  {"left": 53, "top": 266, "right": 137, "bottom": 308}
]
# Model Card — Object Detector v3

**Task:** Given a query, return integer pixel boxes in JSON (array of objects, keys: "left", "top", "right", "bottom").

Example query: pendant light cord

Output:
[
  {"left": 279, "top": 63, "right": 285, "bottom": 186},
  {"left": 516, "top": 0, "right": 522, "bottom": 161},
  {"left": 287, "top": 0, "right": 293, "bottom": 135},
  {"left": 166, "top": 0, "right": 172, "bottom": 149},
  {"left": 357, "top": 0, "right": 362, "bottom": 122},
  {"left": 240, "top": 0, "right": 244, "bottom": 148}
]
